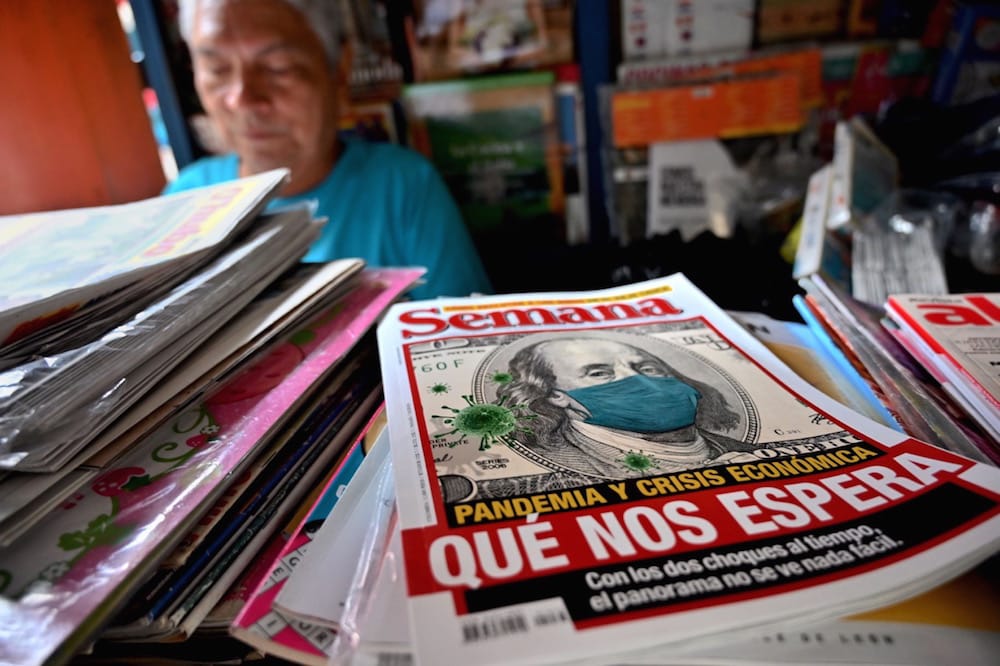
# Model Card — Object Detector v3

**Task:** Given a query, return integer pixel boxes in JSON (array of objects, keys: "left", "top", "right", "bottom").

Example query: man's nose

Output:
[
  {"left": 614, "top": 361, "right": 638, "bottom": 379},
  {"left": 223, "top": 70, "right": 269, "bottom": 109}
]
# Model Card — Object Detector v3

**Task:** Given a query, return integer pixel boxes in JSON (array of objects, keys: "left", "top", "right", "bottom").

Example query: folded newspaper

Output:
[{"left": 376, "top": 274, "right": 1000, "bottom": 666}]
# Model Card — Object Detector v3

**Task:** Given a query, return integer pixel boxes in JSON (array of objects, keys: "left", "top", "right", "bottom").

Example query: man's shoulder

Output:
[
  {"left": 346, "top": 140, "right": 435, "bottom": 179},
  {"left": 163, "top": 154, "right": 239, "bottom": 194}
]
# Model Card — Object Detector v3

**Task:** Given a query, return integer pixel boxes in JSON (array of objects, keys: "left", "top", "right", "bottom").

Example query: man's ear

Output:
[
  {"left": 550, "top": 389, "right": 590, "bottom": 421},
  {"left": 336, "top": 39, "right": 354, "bottom": 87}
]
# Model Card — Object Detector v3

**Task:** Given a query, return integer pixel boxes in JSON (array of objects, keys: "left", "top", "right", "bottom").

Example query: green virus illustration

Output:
[
  {"left": 428, "top": 382, "right": 451, "bottom": 394},
  {"left": 489, "top": 371, "right": 514, "bottom": 385},
  {"left": 433, "top": 394, "right": 535, "bottom": 451},
  {"left": 620, "top": 450, "right": 658, "bottom": 472}
]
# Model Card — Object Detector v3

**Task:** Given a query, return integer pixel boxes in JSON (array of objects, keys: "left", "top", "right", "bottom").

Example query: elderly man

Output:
[{"left": 166, "top": 0, "right": 493, "bottom": 300}]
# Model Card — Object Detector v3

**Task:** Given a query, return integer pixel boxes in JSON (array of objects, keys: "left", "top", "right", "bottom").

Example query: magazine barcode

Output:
[
  {"left": 375, "top": 653, "right": 414, "bottom": 666},
  {"left": 533, "top": 609, "right": 570, "bottom": 627},
  {"left": 461, "top": 613, "right": 529, "bottom": 643}
]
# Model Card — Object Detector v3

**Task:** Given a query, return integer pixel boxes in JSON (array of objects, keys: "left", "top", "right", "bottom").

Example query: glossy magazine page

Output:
[{"left": 376, "top": 273, "right": 1000, "bottom": 666}]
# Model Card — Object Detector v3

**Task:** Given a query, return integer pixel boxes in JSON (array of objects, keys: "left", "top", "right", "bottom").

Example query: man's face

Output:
[
  {"left": 188, "top": 0, "right": 341, "bottom": 192},
  {"left": 536, "top": 338, "right": 702, "bottom": 439},
  {"left": 538, "top": 339, "right": 669, "bottom": 391}
]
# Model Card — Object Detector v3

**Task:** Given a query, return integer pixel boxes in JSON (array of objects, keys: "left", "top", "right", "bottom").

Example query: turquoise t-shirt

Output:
[{"left": 163, "top": 140, "right": 493, "bottom": 300}]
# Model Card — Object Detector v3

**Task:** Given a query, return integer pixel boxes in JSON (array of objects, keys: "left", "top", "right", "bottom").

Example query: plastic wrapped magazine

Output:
[
  {"left": 799, "top": 273, "right": 998, "bottom": 465},
  {"left": 0, "top": 260, "right": 364, "bottom": 547},
  {"left": 885, "top": 292, "right": 1000, "bottom": 445},
  {"left": 0, "top": 268, "right": 424, "bottom": 666},
  {"left": 228, "top": 425, "right": 398, "bottom": 666},
  {"left": 0, "top": 169, "right": 288, "bottom": 363},
  {"left": 0, "top": 208, "right": 321, "bottom": 472}
]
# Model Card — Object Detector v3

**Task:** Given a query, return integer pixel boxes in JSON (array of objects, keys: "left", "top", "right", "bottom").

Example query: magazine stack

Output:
[
  {"left": 796, "top": 273, "right": 1000, "bottom": 466},
  {"left": 885, "top": 293, "right": 1000, "bottom": 445},
  {"left": 2, "top": 178, "right": 997, "bottom": 666},
  {"left": 0, "top": 174, "right": 425, "bottom": 666},
  {"left": 369, "top": 274, "right": 1000, "bottom": 666}
]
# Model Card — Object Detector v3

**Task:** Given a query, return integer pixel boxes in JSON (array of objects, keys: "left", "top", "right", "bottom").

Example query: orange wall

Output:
[{"left": 0, "top": 0, "right": 165, "bottom": 215}]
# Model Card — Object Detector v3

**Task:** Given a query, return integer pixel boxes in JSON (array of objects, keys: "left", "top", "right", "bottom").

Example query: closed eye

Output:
[{"left": 261, "top": 63, "right": 294, "bottom": 76}]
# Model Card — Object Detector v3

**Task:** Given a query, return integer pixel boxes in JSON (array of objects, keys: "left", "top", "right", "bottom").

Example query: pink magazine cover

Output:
[{"left": 0, "top": 268, "right": 423, "bottom": 666}]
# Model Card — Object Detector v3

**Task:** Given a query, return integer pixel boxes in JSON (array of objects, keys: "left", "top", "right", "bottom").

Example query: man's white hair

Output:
[{"left": 176, "top": 0, "right": 341, "bottom": 66}]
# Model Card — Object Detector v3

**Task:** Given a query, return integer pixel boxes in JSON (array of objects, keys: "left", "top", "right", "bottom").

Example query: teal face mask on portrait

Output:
[{"left": 566, "top": 375, "right": 701, "bottom": 433}]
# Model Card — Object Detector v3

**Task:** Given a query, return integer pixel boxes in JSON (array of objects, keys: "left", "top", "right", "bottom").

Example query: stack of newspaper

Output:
[
  {"left": 885, "top": 292, "right": 1000, "bottom": 446},
  {"left": 97, "top": 275, "right": 997, "bottom": 666},
  {"left": 0, "top": 169, "right": 306, "bottom": 471},
  {"left": 0, "top": 170, "right": 326, "bottom": 545},
  {"left": 0, "top": 171, "right": 284, "bottom": 367},
  {"left": 0, "top": 171, "right": 423, "bottom": 664},
  {"left": 211, "top": 275, "right": 1000, "bottom": 666},
  {"left": 0, "top": 174, "right": 428, "bottom": 666},
  {"left": 796, "top": 273, "right": 999, "bottom": 466},
  {"left": 0, "top": 266, "right": 425, "bottom": 665},
  {"left": 355, "top": 274, "right": 1000, "bottom": 666}
]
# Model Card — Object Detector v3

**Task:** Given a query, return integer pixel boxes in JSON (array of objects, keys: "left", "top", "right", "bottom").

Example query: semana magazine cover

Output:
[{"left": 377, "top": 273, "right": 1000, "bottom": 666}]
